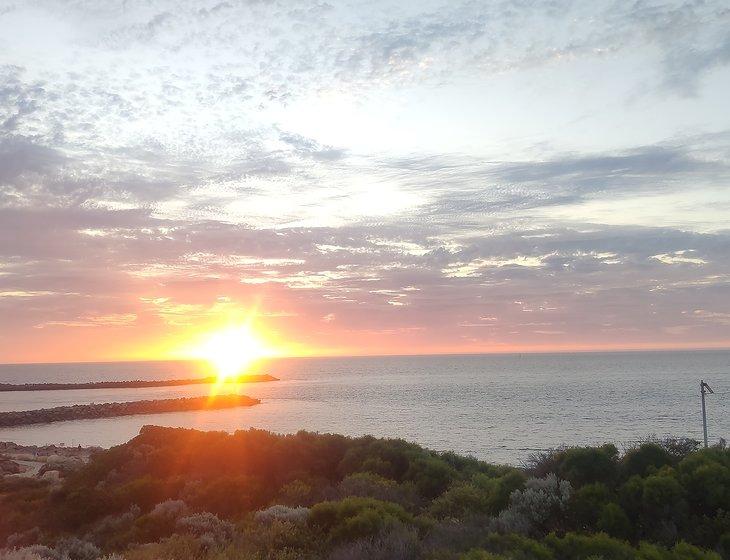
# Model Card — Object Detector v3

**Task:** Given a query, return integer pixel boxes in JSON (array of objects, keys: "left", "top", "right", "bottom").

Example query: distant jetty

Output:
[
  {"left": 0, "top": 374, "right": 278, "bottom": 392},
  {"left": 0, "top": 394, "right": 260, "bottom": 427}
]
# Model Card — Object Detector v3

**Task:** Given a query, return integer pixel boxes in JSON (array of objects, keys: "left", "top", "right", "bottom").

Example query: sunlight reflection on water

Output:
[{"left": 0, "top": 351, "right": 728, "bottom": 465}]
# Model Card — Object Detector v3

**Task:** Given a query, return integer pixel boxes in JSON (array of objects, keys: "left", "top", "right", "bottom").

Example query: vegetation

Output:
[{"left": 0, "top": 427, "right": 728, "bottom": 559}]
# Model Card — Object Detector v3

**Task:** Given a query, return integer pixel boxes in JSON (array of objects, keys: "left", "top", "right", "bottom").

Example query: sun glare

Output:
[{"left": 194, "top": 324, "right": 270, "bottom": 381}]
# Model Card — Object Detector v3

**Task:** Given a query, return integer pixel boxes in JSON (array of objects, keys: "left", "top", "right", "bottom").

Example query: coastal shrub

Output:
[
  {"left": 494, "top": 474, "right": 572, "bottom": 536},
  {"left": 112, "top": 475, "right": 170, "bottom": 512},
  {"left": 479, "top": 533, "right": 554, "bottom": 560},
  {"left": 2, "top": 429, "right": 729, "bottom": 559},
  {"left": 406, "top": 456, "right": 459, "bottom": 500},
  {"left": 328, "top": 525, "right": 420, "bottom": 560},
  {"left": 335, "top": 437, "right": 472, "bottom": 500},
  {"left": 149, "top": 499, "right": 188, "bottom": 519},
  {"left": 526, "top": 445, "right": 619, "bottom": 487},
  {"left": 338, "top": 473, "right": 420, "bottom": 510},
  {"left": 308, "top": 497, "right": 414, "bottom": 542},
  {"left": 5, "top": 527, "right": 42, "bottom": 549},
  {"left": 0, "top": 546, "right": 54, "bottom": 560},
  {"left": 659, "top": 438, "right": 701, "bottom": 461},
  {"left": 184, "top": 475, "right": 266, "bottom": 517},
  {"left": 718, "top": 533, "right": 730, "bottom": 560},
  {"left": 131, "top": 500, "right": 190, "bottom": 544},
  {"left": 338, "top": 437, "right": 420, "bottom": 481},
  {"left": 618, "top": 475, "right": 645, "bottom": 522},
  {"left": 670, "top": 541, "right": 723, "bottom": 560},
  {"left": 481, "top": 471, "right": 528, "bottom": 514},
  {"left": 677, "top": 450, "right": 730, "bottom": 516},
  {"left": 525, "top": 449, "right": 565, "bottom": 479},
  {"left": 430, "top": 481, "right": 490, "bottom": 519},
  {"left": 544, "top": 531, "right": 636, "bottom": 560},
  {"left": 558, "top": 445, "right": 620, "bottom": 487},
  {"left": 240, "top": 514, "right": 322, "bottom": 555},
  {"left": 48, "top": 486, "right": 116, "bottom": 530},
  {"left": 639, "top": 473, "right": 687, "bottom": 544},
  {"left": 421, "top": 516, "right": 495, "bottom": 554},
  {"left": 438, "top": 451, "right": 506, "bottom": 479},
  {"left": 276, "top": 479, "right": 316, "bottom": 506},
  {"left": 0, "top": 479, "right": 50, "bottom": 542},
  {"left": 53, "top": 537, "right": 102, "bottom": 560},
  {"left": 460, "top": 550, "right": 509, "bottom": 560},
  {"left": 596, "top": 503, "right": 632, "bottom": 540},
  {"left": 175, "top": 513, "right": 234, "bottom": 548},
  {"left": 85, "top": 506, "right": 140, "bottom": 550},
  {"left": 433, "top": 471, "right": 528, "bottom": 520},
  {"left": 255, "top": 505, "right": 310, "bottom": 525},
  {"left": 622, "top": 444, "right": 674, "bottom": 478},
  {"left": 568, "top": 482, "right": 613, "bottom": 530},
  {"left": 122, "top": 534, "right": 204, "bottom": 560},
  {"left": 642, "top": 474, "right": 686, "bottom": 519}
]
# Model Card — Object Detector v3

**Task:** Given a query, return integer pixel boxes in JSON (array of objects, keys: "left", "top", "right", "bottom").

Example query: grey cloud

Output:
[
  {"left": 663, "top": 33, "right": 730, "bottom": 94},
  {"left": 278, "top": 131, "right": 346, "bottom": 161},
  {"left": 377, "top": 137, "right": 730, "bottom": 220},
  {"left": 0, "top": 136, "right": 65, "bottom": 185},
  {"left": 493, "top": 146, "right": 721, "bottom": 184}
]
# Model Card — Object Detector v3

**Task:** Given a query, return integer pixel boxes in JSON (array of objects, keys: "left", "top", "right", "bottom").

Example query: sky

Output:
[{"left": 0, "top": 0, "right": 729, "bottom": 363}]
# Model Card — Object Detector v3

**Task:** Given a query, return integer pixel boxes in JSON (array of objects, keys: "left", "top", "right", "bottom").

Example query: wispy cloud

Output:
[{"left": 0, "top": 0, "right": 729, "bottom": 359}]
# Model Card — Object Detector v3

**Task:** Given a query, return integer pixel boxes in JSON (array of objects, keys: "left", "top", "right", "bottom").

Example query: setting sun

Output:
[{"left": 192, "top": 324, "right": 272, "bottom": 381}]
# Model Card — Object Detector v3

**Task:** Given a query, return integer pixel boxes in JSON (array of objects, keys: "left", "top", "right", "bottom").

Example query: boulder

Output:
[
  {"left": 0, "top": 458, "right": 23, "bottom": 475},
  {"left": 40, "top": 469, "right": 61, "bottom": 481}
]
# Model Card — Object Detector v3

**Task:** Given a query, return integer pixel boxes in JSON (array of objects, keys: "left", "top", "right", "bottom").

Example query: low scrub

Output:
[{"left": 0, "top": 428, "right": 727, "bottom": 559}]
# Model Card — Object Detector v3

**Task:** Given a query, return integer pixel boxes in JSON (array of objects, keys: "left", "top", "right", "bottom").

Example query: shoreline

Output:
[
  {"left": 0, "top": 394, "right": 260, "bottom": 428},
  {"left": 0, "top": 373, "right": 278, "bottom": 392}
]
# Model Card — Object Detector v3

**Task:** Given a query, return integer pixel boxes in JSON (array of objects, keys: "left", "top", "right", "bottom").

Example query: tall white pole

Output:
[{"left": 701, "top": 380, "right": 708, "bottom": 448}]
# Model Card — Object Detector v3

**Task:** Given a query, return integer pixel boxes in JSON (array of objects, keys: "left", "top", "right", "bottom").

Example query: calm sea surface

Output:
[{"left": 0, "top": 351, "right": 728, "bottom": 465}]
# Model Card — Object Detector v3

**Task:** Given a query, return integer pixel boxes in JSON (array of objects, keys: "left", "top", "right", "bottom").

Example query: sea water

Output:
[{"left": 0, "top": 350, "right": 728, "bottom": 465}]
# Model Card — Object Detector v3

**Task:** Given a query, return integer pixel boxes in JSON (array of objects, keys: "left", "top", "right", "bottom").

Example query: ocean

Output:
[{"left": 0, "top": 350, "right": 728, "bottom": 465}]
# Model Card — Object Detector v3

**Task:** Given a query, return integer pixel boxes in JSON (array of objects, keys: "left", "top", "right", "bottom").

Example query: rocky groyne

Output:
[
  {"left": 0, "top": 394, "right": 260, "bottom": 427},
  {"left": 0, "top": 373, "right": 277, "bottom": 392}
]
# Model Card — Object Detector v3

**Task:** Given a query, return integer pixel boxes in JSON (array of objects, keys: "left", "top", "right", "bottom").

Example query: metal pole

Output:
[{"left": 701, "top": 380, "right": 708, "bottom": 448}]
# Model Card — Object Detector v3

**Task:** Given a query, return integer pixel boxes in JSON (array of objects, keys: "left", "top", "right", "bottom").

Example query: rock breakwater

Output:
[
  {"left": 0, "top": 374, "right": 277, "bottom": 392},
  {"left": 0, "top": 394, "right": 260, "bottom": 427}
]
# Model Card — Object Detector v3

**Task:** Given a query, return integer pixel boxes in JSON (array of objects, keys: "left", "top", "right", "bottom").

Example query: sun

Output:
[{"left": 194, "top": 324, "right": 270, "bottom": 381}]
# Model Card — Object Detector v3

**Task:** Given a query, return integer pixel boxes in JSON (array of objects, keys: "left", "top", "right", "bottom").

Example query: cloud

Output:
[
  {"left": 0, "top": 0, "right": 729, "bottom": 358},
  {"left": 0, "top": 136, "right": 65, "bottom": 185},
  {"left": 376, "top": 137, "right": 730, "bottom": 223},
  {"left": 651, "top": 250, "right": 707, "bottom": 265},
  {"left": 36, "top": 313, "right": 137, "bottom": 329}
]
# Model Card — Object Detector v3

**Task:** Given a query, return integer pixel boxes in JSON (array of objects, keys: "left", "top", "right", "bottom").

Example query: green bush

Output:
[
  {"left": 545, "top": 531, "right": 636, "bottom": 560},
  {"left": 558, "top": 445, "right": 620, "bottom": 487},
  {"left": 596, "top": 503, "right": 632, "bottom": 540},
  {"left": 670, "top": 541, "right": 722, "bottom": 560},
  {"left": 622, "top": 444, "right": 674, "bottom": 478},
  {"left": 461, "top": 550, "right": 509, "bottom": 560},
  {"left": 308, "top": 497, "right": 414, "bottom": 542},
  {"left": 678, "top": 450, "right": 730, "bottom": 516},
  {"left": 430, "top": 482, "right": 489, "bottom": 520},
  {"left": 480, "top": 533, "right": 554, "bottom": 560},
  {"left": 0, "top": 429, "right": 727, "bottom": 558},
  {"left": 569, "top": 483, "right": 613, "bottom": 529},
  {"left": 185, "top": 475, "right": 265, "bottom": 517}
]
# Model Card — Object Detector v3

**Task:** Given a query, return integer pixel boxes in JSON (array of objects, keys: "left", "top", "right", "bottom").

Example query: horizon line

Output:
[{"left": 2, "top": 344, "right": 730, "bottom": 367}]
